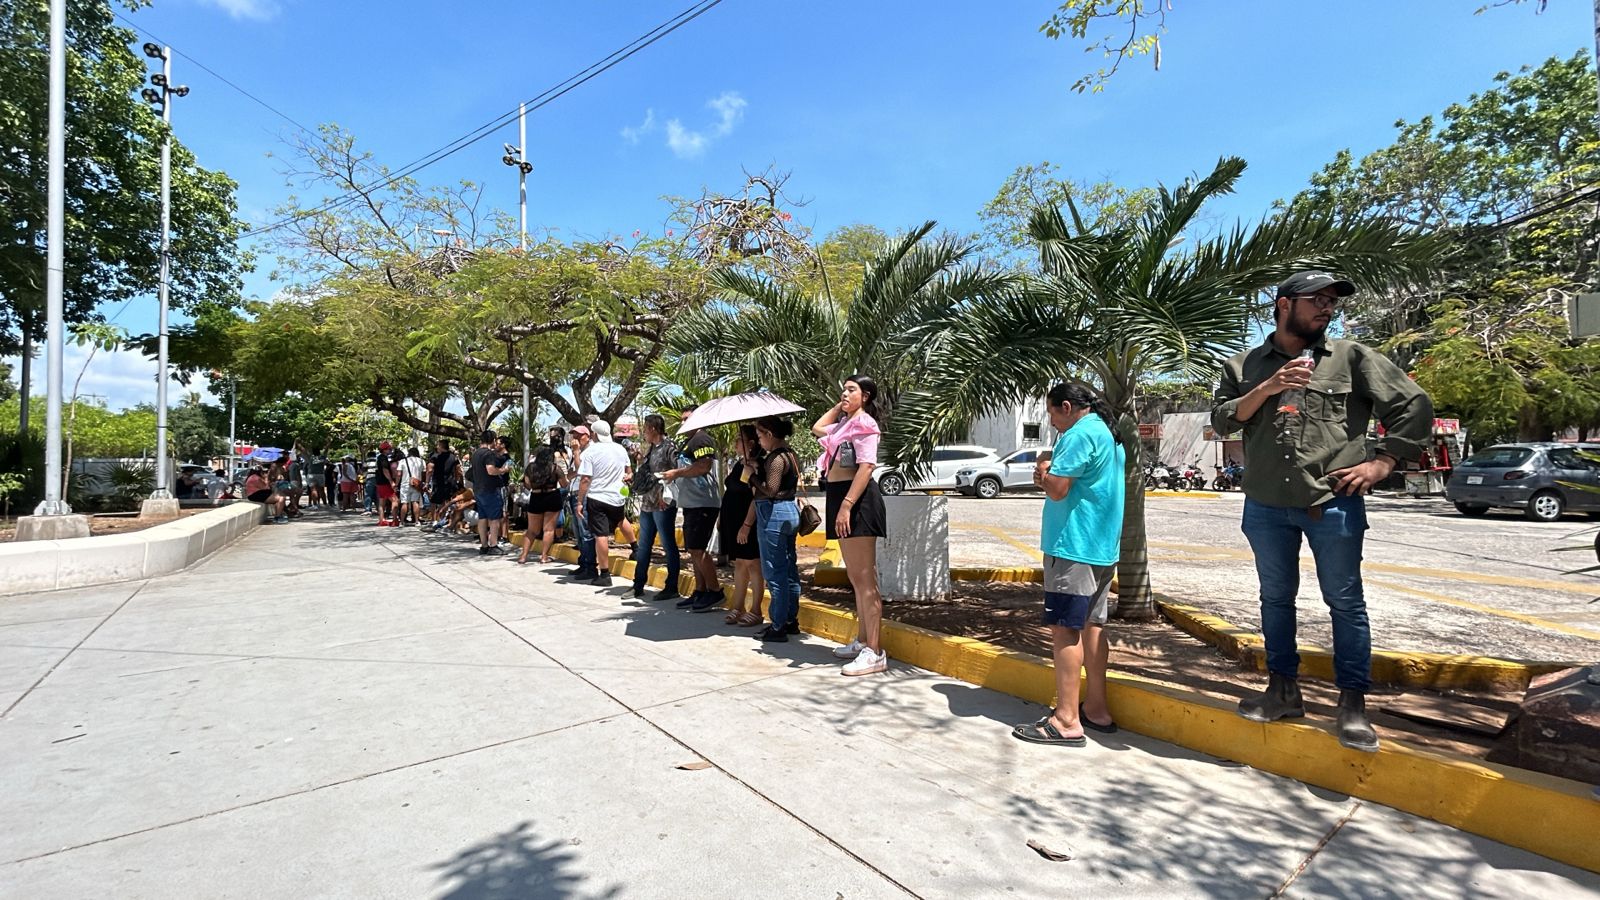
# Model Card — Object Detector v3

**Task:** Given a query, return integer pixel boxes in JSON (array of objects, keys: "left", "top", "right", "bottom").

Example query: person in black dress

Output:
[{"left": 719, "top": 424, "right": 765, "bottom": 626}]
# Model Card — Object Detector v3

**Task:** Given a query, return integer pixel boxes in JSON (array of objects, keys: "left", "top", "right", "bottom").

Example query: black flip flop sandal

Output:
[
  {"left": 1011, "top": 720, "right": 1087, "bottom": 747},
  {"left": 1080, "top": 703, "right": 1119, "bottom": 734}
]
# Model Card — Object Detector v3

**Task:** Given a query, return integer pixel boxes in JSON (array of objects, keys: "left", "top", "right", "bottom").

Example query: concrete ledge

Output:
[
  {"left": 1158, "top": 599, "right": 1576, "bottom": 693},
  {"left": 0, "top": 503, "right": 264, "bottom": 597},
  {"left": 1145, "top": 490, "right": 1223, "bottom": 498},
  {"left": 586, "top": 543, "right": 1600, "bottom": 873}
]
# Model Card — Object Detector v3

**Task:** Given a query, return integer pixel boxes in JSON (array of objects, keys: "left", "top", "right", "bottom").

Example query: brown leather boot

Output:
[{"left": 1337, "top": 690, "right": 1379, "bottom": 752}]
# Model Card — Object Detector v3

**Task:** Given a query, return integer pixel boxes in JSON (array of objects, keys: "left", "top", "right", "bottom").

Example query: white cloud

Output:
[
  {"left": 202, "top": 0, "right": 280, "bottom": 21},
  {"left": 3, "top": 345, "right": 220, "bottom": 412},
  {"left": 620, "top": 109, "right": 656, "bottom": 144},
  {"left": 631, "top": 91, "right": 747, "bottom": 160}
]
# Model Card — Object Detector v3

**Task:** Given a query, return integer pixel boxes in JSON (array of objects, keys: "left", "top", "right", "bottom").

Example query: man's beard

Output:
[{"left": 1287, "top": 319, "right": 1328, "bottom": 344}]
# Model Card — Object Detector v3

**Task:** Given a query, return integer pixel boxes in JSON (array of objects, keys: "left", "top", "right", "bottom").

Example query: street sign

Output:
[{"left": 1137, "top": 423, "right": 1162, "bottom": 439}]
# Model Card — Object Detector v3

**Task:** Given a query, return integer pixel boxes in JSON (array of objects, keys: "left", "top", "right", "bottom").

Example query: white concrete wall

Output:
[
  {"left": 968, "top": 398, "right": 1051, "bottom": 455},
  {"left": 0, "top": 502, "right": 264, "bottom": 597},
  {"left": 878, "top": 495, "right": 951, "bottom": 602}
]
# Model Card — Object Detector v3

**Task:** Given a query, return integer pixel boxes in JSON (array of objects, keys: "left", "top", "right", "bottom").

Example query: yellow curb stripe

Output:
[
  {"left": 950, "top": 566, "right": 1045, "bottom": 583},
  {"left": 1144, "top": 490, "right": 1223, "bottom": 498},
  {"left": 557, "top": 544, "right": 1600, "bottom": 873},
  {"left": 1156, "top": 600, "right": 1576, "bottom": 692}
]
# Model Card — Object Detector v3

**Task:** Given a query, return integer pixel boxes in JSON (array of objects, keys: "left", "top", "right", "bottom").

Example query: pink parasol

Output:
[{"left": 677, "top": 391, "right": 805, "bottom": 434}]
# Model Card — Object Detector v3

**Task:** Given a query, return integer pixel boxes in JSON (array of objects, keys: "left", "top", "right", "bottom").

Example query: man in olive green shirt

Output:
[{"left": 1212, "top": 271, "right": 1432, "bottom": 753}]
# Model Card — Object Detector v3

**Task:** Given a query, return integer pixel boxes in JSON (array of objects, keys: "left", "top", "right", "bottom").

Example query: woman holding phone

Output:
[{"left": 812, "top": 374, "right": 889, "bottom": 676}]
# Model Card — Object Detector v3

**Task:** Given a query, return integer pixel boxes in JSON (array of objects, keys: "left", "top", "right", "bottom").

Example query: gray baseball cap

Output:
[{"left": 1277, "top": 270, "right": 1356, "bottom": 298}]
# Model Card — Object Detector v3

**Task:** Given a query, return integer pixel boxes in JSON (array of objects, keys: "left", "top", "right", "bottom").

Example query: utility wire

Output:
[
  {"left": 238, "top": 0, "right": 727, "bottom": 240},
  {"left": 114, "top": 11, "right": 324, "bottom": 141}
]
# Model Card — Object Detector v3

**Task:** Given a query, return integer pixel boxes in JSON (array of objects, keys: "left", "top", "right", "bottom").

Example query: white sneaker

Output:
[
  {"left": 833, "top": 640, "right": 864, "bottom": 659},
  {"left": 841, "top": 647, "right": 887, "bottom": 676}
]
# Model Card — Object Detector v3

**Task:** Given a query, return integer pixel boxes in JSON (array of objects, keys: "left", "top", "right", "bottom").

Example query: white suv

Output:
[
  {"left": 954, "top": 448, "right": 1047, "bottom": 499},
  {"left": 875, "top": 445, "right": 999, "bottom": 495}
]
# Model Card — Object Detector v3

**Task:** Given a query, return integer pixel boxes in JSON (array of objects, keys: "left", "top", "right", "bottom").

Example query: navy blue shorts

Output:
[{"left": 1042, "top": 556, "right": 1114, "bottom": 630}]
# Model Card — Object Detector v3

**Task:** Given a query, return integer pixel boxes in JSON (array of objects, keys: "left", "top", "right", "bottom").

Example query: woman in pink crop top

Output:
[{"left": 812, "top": 373, "right": 890, "bottom": 676}]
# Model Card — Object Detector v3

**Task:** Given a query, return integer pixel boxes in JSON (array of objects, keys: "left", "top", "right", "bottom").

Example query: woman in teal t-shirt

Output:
[{"left": 1013, "top": 382, "right": 1126, "bottom": 747}]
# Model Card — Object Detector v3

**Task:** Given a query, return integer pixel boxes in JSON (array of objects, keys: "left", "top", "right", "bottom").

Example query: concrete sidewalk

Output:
[{"left": 2, "top": 515, "right": 1596, "bottom": 899}]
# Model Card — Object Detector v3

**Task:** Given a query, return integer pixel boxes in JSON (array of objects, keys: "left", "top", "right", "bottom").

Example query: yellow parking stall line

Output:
[
  {"left": 963, "top": 525, "right": 1044, "bottom": 562},
  {"left": 1149, "top": 540, "right": 1600, "bottom": 598},
  {"left": 1366, "top": 578, "right": 1600, "bottom": 643}
]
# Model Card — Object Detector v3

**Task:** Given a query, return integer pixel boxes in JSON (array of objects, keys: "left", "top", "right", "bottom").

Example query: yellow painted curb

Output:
[
  {"left": 1157, "top": 599, "right": 1577, "bottom": 693},
  {"left": 1145, "top": 490, "right": 1223, "bottom": 499},
  {"left": 559, "top": 546, "right": 1600, "bottom": 873},
  {"left": 951, "top": 566, "right": 1045, "bottom": 583}
]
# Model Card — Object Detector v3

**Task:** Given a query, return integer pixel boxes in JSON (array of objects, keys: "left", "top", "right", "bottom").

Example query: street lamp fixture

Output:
[
  {"left": 500, "top": 103, "right": 533, "bottom": 456},
  {"left": 142, "top": 42, "right": 164, "bottom": 60}
]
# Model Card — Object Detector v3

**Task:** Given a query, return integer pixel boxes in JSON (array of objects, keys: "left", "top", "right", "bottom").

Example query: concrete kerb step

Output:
[
  {"left": 1156, "top": 598, "right": 1578, "bottom": 694},
  {"left": 554, "top": 541, "right": 1600, "bottom": 874}
]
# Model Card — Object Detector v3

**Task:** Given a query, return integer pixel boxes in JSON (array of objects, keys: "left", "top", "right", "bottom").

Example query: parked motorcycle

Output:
[{"left": 1210, "top": 463, "right": 1244, "bottom": 491}]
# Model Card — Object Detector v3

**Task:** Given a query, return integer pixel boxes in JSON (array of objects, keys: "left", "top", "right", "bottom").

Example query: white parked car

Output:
[
  {"left": 954, "top": 448, "right": 1048, "bottom": 499},
  {"left": 875, "top": 445, "right": 999, "bottom": 496}
]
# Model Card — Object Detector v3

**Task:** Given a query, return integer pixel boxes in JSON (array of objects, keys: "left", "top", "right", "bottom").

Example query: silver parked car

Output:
[
  {"left": 1444, "top": 442, "right": 1600, "bottom": 522},
  {"left": 954, "top": 448, "right": 1047, "bottom": 499}
]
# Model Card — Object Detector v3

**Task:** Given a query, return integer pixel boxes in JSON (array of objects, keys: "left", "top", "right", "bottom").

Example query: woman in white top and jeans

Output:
[{"left": 812, "top": 373, "right": 890, "bottom": 676}]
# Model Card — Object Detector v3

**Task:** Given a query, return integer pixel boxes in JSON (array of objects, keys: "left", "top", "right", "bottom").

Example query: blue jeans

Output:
[
  {"left": 633, "top": 506, "right": 681, "bottom": 592},
  {"left": 756, "top": 499, "right": 801, "bottom": 626},
  {"left": 1241, "top": 495, "right": 1372, "bottom": 692},
  {"left": 364, "top": 480, "right": 377, "bottom": 513},
  {"left": 568, "top": 491, "right": 596, "bottom": 574}
]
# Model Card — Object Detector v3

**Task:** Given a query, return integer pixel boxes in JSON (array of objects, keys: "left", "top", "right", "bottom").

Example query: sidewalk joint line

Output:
[
  {"left": 0, "top": 713, "right": 621, "bottom": 867},
  {"left": 1271, "top": 800, "right": 1363, "bottom": 898},
  {"left": 391, "top": 545, "right": 926, "bottom": 898},
  {"left": 2, "top": 584, "right": 144, "bottom": 720}
]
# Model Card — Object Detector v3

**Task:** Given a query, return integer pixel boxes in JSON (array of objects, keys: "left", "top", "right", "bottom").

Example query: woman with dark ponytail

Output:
[
  {"left": 1011, "top": 382, "right": 1126, "bottom": 747},
  {"left": 812, "top": 373, "right": 890, "bottom": 676}
]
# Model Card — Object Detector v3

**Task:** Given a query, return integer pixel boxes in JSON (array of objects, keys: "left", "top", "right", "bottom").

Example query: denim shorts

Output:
[{"left": 475, "top": 488, "right": 505, "bottom": 522}]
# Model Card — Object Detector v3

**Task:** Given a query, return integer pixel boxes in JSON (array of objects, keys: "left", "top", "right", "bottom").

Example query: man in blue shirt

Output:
[{"left": 1013, "top": 383, "right": 1126, "bottom": 748}]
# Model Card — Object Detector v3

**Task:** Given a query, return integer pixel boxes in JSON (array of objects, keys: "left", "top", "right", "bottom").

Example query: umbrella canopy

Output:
[
  {"left": 677, "top": 391, "right": 805, "bottom": 434},
  {"left": 244, "top": 447, "right": 284, "bottom": 462}
]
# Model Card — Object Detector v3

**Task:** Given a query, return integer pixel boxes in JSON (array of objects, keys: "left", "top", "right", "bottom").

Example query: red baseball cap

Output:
[{"left": 379, "top": 441, "right": 392, "bottom": 450}]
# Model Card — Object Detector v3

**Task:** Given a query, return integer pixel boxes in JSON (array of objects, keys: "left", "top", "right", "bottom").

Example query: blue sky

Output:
[{"left": 31, "top": 0, "right": 1598, "bottom": 409}]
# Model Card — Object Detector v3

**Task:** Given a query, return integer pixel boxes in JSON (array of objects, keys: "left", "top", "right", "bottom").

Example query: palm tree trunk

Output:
[{"left": 1115, "top": 451, "right": 1158, "bottom": 620}]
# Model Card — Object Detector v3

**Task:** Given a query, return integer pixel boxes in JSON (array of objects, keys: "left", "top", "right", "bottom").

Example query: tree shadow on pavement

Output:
[{"left": 431, "top": 820, "right": 621, "bottom": 900}]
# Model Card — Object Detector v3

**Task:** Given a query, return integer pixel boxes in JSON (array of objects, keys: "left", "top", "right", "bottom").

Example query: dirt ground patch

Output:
[
  {"left": 798, "top": 575, "right": 1519, "bottom": 762},
  {"left": 1, "top": 509, "right": 208, "bottom": 541}
]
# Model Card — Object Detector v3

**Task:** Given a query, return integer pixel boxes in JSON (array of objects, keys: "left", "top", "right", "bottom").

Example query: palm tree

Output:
[
  {"left": 665, "top": 221, "right": 1015, "bottom": 416},
  {"left": 892, "top": 157, "right": 1443, "bottom": 619}
]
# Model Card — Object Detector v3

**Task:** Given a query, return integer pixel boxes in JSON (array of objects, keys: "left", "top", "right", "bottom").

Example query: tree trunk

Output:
[
  {"left": 1115, "top": 454, "right": 1158, "bottom": 620},
  {"left": 18, "top": 329, "right": 31, "bottom": 434},
  {"left": 1110, "top": 407, "right": 1157, "bottom": 620}
]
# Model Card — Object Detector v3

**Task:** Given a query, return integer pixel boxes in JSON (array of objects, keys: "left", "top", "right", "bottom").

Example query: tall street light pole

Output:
[
  {"left": 139, "top": 44, "right": 188, "bottom": 518},
  {"left": 16, "top": 0, "right": 90, "bottom": 541},
  {"left": 502, "top": 103, "right": 534, "bottom": 458}
]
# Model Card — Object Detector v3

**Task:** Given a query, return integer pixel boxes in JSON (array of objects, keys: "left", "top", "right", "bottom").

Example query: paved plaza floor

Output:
[{"left": 2, "top": 514, "right": 1598, "bottom": 899}]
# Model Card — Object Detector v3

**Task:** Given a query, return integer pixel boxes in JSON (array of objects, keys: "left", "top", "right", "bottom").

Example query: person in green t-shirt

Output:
[{"left": 1013, "top": 383, "right": 1126, "bottom": 748}]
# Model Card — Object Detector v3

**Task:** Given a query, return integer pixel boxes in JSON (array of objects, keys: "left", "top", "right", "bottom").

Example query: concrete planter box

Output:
[
  {"left": 0, "top": 502, "right": 264, "bottom": 597},
  {"left": 813, "top": 494, "right": 951, "bottom": 602}
]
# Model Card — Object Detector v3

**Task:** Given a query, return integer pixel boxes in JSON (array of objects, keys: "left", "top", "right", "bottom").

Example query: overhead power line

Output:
[{"left": 238, "top": 0, "right": 728, "bottom": 240}]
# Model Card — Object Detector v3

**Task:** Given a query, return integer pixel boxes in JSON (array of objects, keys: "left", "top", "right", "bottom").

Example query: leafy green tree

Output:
[
  {"left": 665, "top": 220, "right": 1014, "bottom": 428},
  {"left": 0, "top": 360, "right": 15, "bottom": 401},
  {"left": 169, "top": 399, "right": 225, "bottom": 463},
  {"left": 0, "top": 0, "right": 249, "bottom": 382},
  {"left": 892, "top": 157, "right": 1441, "bottom": 618},
  {"left": 1290, "top": 52, "right": 1600, "bottom": 437},
  {"left": 980, "top": 162, "right": 1156, "bottom": 261},
  {"left": 1038, "top": 0, "right": 1168, "bottom": 93}
]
